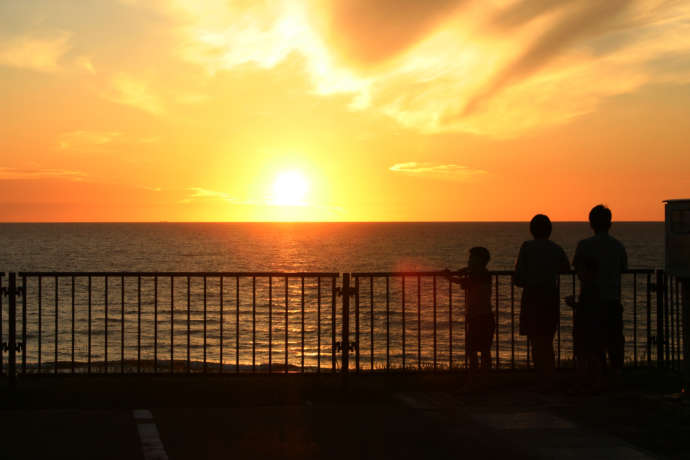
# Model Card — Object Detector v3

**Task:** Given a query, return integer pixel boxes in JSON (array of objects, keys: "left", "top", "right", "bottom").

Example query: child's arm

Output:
[{"left": 443, "top": 267, "right": 469, "bottom": 285}]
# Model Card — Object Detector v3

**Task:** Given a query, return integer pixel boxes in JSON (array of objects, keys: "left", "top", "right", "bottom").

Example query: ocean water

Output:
[
  {"left": 0, "top": 222, "right": 664, "bottom": 272},
  {"left": 0, "top": 222, "right": 666, "bottom": 372}
]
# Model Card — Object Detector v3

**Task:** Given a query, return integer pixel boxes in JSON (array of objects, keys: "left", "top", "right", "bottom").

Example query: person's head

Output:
[
  {"left": 589, "top": 204, "right": 612, "bottom": 234},
  {"left": 529, "top": 214, "right": 552, "bottom": 240},
  {"left": 468, "top": 246, "right": 490, "bottom": 271}
]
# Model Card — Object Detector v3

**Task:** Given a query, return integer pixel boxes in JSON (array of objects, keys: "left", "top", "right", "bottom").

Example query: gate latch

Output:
[
  {"left": 1, "top": 342, "right": 24, "bottom": 353},
  {"left": 1, "top": 286, "right": 24, "bottom": 297},
  {"left": 334, "top": 341, "right": 359, "bottom": 352}
]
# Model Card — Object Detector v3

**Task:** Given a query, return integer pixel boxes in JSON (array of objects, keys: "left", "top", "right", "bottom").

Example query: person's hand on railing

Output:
[{"left": 564, "top": 295, "right": 576, "bottom": 309}]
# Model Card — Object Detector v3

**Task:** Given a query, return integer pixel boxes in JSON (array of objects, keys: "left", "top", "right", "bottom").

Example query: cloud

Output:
[
  {"left": 58, "top": 131, "right": 122, "bottom": 150},
  {"left": 162, "top": 0, "right": 690, "bottom": 136},
  {"left": 0, "top": 167, "right": 86, "bottom": 181},
  {"left": 389, "top": 162, "right": 487, "bottom": 181},
  {"left": 455, "top": 1, "right": 633, "bottom": 118},
  {"left": 179, "top": 187, "right": 237, "bottom": 204},
  {"left": 0, "top": 32, "right": 71, "bottom": 72},
  {"left": 319, "top": 0, "right": 464, "bottom": 66},
  {"left": 74, "top": 56, "right": 96, "bottom": 74},
  {"left": 103, "top": 74, "right": 164, "bottom": 115}
]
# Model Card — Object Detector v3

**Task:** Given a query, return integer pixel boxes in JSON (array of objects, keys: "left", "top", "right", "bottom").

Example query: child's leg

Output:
[
  {"left": 480, "top": 348, "right": 492, "bottom": 370},
  {"left": 469, "top": 351, "right": 479, "bottom": 370}
]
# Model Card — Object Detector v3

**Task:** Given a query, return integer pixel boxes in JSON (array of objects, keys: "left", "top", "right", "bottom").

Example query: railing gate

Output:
[{"left": 2, "top": 273, "right": 23, "bottom": 389}]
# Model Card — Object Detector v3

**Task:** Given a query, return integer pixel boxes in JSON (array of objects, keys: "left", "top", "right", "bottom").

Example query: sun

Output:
[{"left": 271, "top": 170, "right": 309, "bottom": 206}]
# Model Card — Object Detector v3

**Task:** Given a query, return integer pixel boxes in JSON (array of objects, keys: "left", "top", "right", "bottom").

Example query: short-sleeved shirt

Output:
[
  {"left": 459, "top": 271, "right": 492, "bottom": 319},
  {"left": 514, "top": 239, "right": 570, "bottom": 288},
  {"left": 573, "top": 233, "right": 628, "bottom": 302}
]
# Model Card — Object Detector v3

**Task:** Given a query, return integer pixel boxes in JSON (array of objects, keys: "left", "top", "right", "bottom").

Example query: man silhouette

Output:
[{"left": 573, "top": 205, "right": 628, "bottom": 370}]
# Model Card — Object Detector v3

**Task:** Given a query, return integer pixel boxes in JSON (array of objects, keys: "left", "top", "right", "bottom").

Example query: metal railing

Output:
[
  {"left": 348, "top": 269, "right": 661, "bottom": 371},
  {"left": 0, "top": 269, "right": 684, "bottom": 381},
  {"left": 2, "top": 272, "right": 339, "bottom": 376}
]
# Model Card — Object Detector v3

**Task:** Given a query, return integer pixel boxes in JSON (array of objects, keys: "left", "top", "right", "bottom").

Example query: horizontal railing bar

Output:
[
  {"left": 352, "top": 269, "right": 655, "bottom": 277},
  {"left": 14, "top": 269, "right": 657, "bottom": 278},
  {"left": 18, "top": 271, "right": 340, "bottom": 277}
]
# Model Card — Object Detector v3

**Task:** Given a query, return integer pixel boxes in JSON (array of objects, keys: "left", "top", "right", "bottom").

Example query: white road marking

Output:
[
  {"left": 133, "top": 409, "right": 153, "bottom": 421},
  {"left": 133, "top": 410, "right": 168, "bottom": 460}
]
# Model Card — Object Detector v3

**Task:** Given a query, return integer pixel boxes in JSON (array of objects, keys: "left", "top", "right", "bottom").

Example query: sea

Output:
[{"left": 0, "top": 222, "right": 666, "bottom": 372}]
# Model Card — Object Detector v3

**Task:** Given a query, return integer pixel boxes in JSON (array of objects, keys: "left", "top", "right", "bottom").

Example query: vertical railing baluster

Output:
[
  {"left": 647, "top": 273, "right": 652, "bottom": 366},
  {"left": 38, "top": 275, "right": 42, "bottom": 372},
  {"left": 676, "top": 277, "right": 681, "bottom": 369},
  {"left": 6, "top": 274, "right": 15, "bottom": 387},
  {"left": 417, "top": 275, "right": 421, "bottom": 370},
  {"left": 121, "top": 275, "right": 125, "bottom": 374},
  {"left": 665, "top": 272, "right": 670, "bottom": 364},
  {"left": 22, "top": 275, "right": 27, "bottom": 374},
  {"left": 203, "top": 275, "right": 207, "bottom": 374},
  {"left": 1, "top": 275, "right": 4, "bottom": 376},
  {"left": 510, "top": 280, "right": 515, "bottom": 370},
  {"left": 187, "top": 276, "right": 191, "bottom": 373},
  {"left": 673, "top": 277, "right": 682, "bottom": 371},
  {"left": 556, "top": 277, "right": 560, "bottom": 369},
  {"left": 137, "top": 275, "right": 141, "bottom": 373},
  {"left": 495, "top": 275, "right": 500, "bottom": 370},
  {"left": 355, "top": 276, "right": 360, "bottom": 373},
  {"left": 402, "top": 276, "right": 406, "bottom": 370},
  {"left": 301, "top": 277, "right": 305, "bottom": 374},
  {"left": 87, "top": 276, "right": 91, "bottom": 374},
  {"left": 342, "top": 274, "right": 350, "bottom": 375},
  {"left": 634, "top": 273, "right": 638, "bottom": 367},
  {"left": 331, "top": 276, "right": 336, "bottom": 373},
  {"left": 386, "top": 276, "right": 390, "bottom": 371},
  {"left": 154, "top": 276, "right": 157, "bottom": 373},
  {"left": 317, "top": 277, "right": 321, "bottom": 373},
  {"left": 71, "top": 276, "right": 75, "bottom": 374},
  {"left": 236, "top": 276, "right": 240, "bottom": 374},
  {"left": 656, "top": 270, "right": 664, "bottom": 367},
  {"left": 448, "top": 278, "right": 452, "bottom": 370},
  {"left": 269, "top": 276, "right": 272, "bottom": 374},
  {"left": 252, "top": 276, "right": 256, "bottom": 373},
  {"left": 433, "top": 275, "right": 437, "bottom": 371},
  {"left": 370, "top": 276, "right": 374, "bottom": 371},
  {"left": 55, "top": 275, "right": 58, "bottom": 374},
  {"left": 105, "top": 276, "right": 108, "bottom": 373},
  {"left": 670, "top": 276, "right": 675, "bottom": 367},
  {"left": 171, "top": 276, "right": 174, "bottom": 374},
  {"left": 284, "top": 276, "right": 288, "bottom": 374},
  {"left": 464, "top": 285, "right": 468, "bottom": 369},
  {"left": 219, "top": 276, "right": 223, "bottom": 373}
]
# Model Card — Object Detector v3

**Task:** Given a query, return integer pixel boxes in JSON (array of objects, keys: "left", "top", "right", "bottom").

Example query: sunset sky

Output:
[{"left": 1, "top": 0, "right": 689, "bottom": 222}]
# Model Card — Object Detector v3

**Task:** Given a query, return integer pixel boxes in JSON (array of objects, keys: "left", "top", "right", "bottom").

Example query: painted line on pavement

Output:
[{"left": 133, "top": 409, "right": 168, "bottom": 460}]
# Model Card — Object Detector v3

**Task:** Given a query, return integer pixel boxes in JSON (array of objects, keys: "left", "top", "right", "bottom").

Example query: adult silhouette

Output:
[
  {"left": 514, "top": 214, "right": 570, "bottom": 386},
  {"left": 573, "top": 205, "right": 628, "bottom": 370}
]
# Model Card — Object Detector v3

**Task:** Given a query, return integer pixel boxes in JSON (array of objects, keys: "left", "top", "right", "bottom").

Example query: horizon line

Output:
[{"left": 0, "top": 220, "right": 664, "bottom": 224}]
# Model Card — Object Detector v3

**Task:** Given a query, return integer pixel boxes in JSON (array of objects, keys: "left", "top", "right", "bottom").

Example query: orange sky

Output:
[{"left": 1, "top": 0, "right": 689, "bottom": 222}]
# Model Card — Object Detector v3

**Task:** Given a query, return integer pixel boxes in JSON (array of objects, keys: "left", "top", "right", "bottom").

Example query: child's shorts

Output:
[{"left": 467, "top": 314, "right": 495, "bottom": 352}]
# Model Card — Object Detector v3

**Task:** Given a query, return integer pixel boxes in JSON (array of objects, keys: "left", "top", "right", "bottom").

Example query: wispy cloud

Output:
[
  {"left": 179, "top": 187, "right": 237, "bottom": 204},
  {"left": 58, "top": 131, "right": 122, "bottom": 150},
  {"left": 103, "top": 74, "right": 164, "bottom": 115},
  {"left": 389, "top": 162, "right": 487, "bottom": 181},
  {"left": 162, "top": 0, "right": 690, "bottom": 137},
  {"left": 0, "top": 167, "right": 86, "bottom": 181},
  {"left": 74, "top": 56, "right": 96, "bottom": 74},
  {"left": 0, "top": 32, "right": 71, "bottom": 72}
]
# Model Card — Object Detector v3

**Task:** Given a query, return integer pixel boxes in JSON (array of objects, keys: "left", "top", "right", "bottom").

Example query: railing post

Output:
[
  {"left": 681, "top": 278, "right": 689, "bottom": 378},
  {"left": 6, "top": 273, "right": 19, "bottom": 389},
  {"left": 341, "top": 273, "right": 350, "bottom": 386},
  {"left": 656, "top": 270, "right": 665, "bottom": 367}
]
